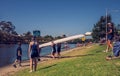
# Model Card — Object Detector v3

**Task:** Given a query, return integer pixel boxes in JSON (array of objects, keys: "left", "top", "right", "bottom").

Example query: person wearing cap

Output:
[
  {"left": 28, "top": 36, "right": 39, "bottom": 72},
  {"left": 106, "top": 22, "right": 114, "bottom": 52}
]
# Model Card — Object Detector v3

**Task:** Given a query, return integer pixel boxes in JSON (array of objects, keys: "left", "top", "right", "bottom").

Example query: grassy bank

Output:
[{"left": 13, "top": 44, "right": 120, "bottom": 76}]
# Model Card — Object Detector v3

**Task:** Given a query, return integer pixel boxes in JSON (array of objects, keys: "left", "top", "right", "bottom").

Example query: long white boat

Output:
[{"left": 39, "top": 32, "right": 92, "bottom": 48}]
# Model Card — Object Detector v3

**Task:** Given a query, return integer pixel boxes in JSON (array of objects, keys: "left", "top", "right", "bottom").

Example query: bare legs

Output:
[
  {"left": 106, "top": 40, "right": 113, "bottom": 52},
  {"left": 13, "top": 59, "right": 21, "bottom": 68},
  {"left": 30, "top": 58, "right": 37, "bottom": 72},
  {"left": 51, "top": 52, "right": 55, "bottom": 59},
  {"left": 57, "top": 52, "right": 61, "bottom": 58}
]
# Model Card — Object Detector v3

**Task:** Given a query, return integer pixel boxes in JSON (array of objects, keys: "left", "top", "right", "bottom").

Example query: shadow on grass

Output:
[
  {"left": 96, "top": 50, "right": 102, "bottom": 53},
  {"left": 38, "top": 64, "right": 57, "bottom": 70},
  {"left": 41, "top": 56, "right": 52, "bottom": 58},
  {"left": 60, "top": 54, "right": 94, "bottom": 58},
  {"left": 41, "top": 54, "right": 94, "bottom": 59}
]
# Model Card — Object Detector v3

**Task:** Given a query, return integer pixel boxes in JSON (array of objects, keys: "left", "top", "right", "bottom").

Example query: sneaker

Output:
[
  {"left": 105, "top": 50, "right": 109, "bottom": 52},
  {"left": 29, "top": 70, "right": 33, "bottom": 73},
  {"left": 103, "top": 50, "right": 107, "bottom": 52},
  {"left": 106, "top": 56, "right": 112, "bottom": 60},
  {"left": 13, "top": 64, "right": 17, "bottom": 68},
  {"left": 103, "top": 50, "right": 109, "bottom": 53},
  {"left": 103, "top": 50, "right": 106, "bottom": 52},
  {"left": 33, "top": 69, "right": 36, "bottom": 72}
]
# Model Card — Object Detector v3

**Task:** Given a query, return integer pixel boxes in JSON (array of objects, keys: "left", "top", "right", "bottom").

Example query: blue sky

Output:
[{"left": 0, "top": 0, "right": 120, "bottom": 36}]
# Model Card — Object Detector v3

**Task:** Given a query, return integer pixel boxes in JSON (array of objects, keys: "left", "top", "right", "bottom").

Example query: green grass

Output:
[{"left": 12, "top": 44, "right": 120, "bottom": 76}]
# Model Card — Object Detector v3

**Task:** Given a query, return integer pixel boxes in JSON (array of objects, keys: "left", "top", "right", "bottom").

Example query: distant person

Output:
[
  {"left": 51, "top": 41, "right": 56, "bottom": 59},
  {"left": 99, "top": 37, "right": 106, "bottom": 45},
  {"left": 57, "top": 43, "right": 61, "bottom": 58},
  {"left": 105, "top": 22, "right": 114, "bottom": 52},
  {"left": 28, "top": 36, "right": 39, "bottom": 72},
  {"left": 76, "top": 42, "right": 80, "bottom": 47},
  {"left": 64, "top": 42, "right": 69, "bottom": 50},
  {"left": 13, "top": 42, "right": 22, "bottom": 68}
]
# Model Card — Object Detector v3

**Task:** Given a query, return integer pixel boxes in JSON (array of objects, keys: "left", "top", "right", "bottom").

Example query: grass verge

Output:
[{"left": 12, "top": 44, "right": 120, "bottom": 76}]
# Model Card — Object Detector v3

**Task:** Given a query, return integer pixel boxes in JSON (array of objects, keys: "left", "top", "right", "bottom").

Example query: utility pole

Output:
[{"left": 106, "top": 8, "right": 108, "bottom": 40}]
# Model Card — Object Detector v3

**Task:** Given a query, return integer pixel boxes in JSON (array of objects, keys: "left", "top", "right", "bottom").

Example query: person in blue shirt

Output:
[
  {"left": 28, "top": 36, "right": 39, "bottom": 72},
  {"left": 13, "top": 42, "right": 22, "bottom": 68}
]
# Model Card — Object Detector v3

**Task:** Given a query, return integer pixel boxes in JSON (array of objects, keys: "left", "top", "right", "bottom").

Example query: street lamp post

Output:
[{"left": 106, "top": 9, "right": 108, "bottom": 41}]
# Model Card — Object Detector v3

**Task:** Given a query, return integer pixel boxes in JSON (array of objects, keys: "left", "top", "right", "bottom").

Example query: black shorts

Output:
[
  {"left": 107, "top": 35, "right": 113, "bottom": 40},
  {"left": 52, "top": 50, "right": 56, "bottom": 54},
  {"left": 17, "top": 56, "right": 21, "bottom": 61},
  {"left": 30, "top": 51, "right": 39, "bottom": 58},
  {"left": 57, "top": 48, "right": 61, "bottom": 53}
]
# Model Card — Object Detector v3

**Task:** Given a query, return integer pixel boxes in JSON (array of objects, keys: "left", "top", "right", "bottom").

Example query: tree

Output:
[
  {"left": 0, "top": 21, "right": 15, "bottom": 34},
  {"left": 25, "top": 31, "right": 32, "bottom": 36},
  {"left": 12, "top": 31, "right": 18, "bottom": 35},
  {"left": 44, "top": 35, "right": 54, "bottom": 41},
  {"left": 23, "top": 31, "right": 32, "bottom": 43},
  {"left": 0, "top": 21, "right": 18, "bottom": 43}
]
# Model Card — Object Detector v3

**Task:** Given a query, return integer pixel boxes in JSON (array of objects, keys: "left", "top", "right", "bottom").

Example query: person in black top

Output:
[
  {"left": 106, "top": 22, "right": 114, "bottom": 52},
  {"left": 57, "top": 43, "right": 61, "bottom": 58},
  {"left": 13, "top": 42, "right": 22, "bottom": 68},
  {"left": 28, "top": 37, "right": 39, "bottom": 72}
]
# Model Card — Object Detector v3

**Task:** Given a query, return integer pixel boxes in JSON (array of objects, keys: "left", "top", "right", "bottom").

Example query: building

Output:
[{"left": 33, "top": 30, "right": 41, "bottom": 37}]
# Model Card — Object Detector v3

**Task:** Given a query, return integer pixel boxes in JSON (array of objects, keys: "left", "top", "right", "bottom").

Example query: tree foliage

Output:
[
  {"left": 0, "top": 21, "right": 18, "bottom": 43},
  {"left": 0, "top": 21, "right": 16, "bottom": 34}
]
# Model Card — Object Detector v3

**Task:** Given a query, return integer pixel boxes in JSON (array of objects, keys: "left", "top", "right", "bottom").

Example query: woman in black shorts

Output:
[
  {"left": 28, "top": 37, "right": 39, "bottom": 72},
  {"left": 106, "top": 22, "right": 114, "bottom": 52}
]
